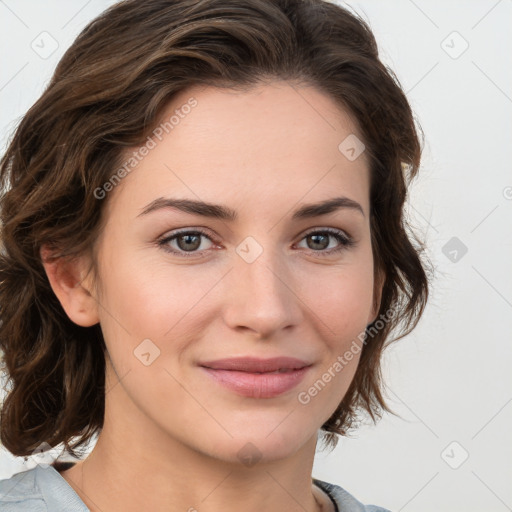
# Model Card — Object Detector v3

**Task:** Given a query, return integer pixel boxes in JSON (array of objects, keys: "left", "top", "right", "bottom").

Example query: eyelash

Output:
[{"left": 157, "top": 227, "right": 355, "bottom": 259}]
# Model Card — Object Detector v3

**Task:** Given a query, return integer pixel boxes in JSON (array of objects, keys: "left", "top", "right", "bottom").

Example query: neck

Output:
[{"left": 58, "top": 374, "right": 329, "bottom": 512}]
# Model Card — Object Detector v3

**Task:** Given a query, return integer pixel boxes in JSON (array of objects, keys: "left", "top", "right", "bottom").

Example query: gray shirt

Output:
[{"left": 0, "top": 463, "right": 391, "bottom": 511}]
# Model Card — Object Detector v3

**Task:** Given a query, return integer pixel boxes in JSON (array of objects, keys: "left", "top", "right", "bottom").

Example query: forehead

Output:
[{"left": 103, "top": 81, "right": 370, "bottom": 220}]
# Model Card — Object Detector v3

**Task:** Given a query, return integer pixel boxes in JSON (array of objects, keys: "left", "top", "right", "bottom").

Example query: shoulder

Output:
[
  {"left": 314, "top": 477, "right": 392, "bottom": 512},
  {"left": 0, "top": 464, "right": 88, "bottom": 511},
  {"left": 0, "top": 466, "right": 42, "bottom": 511}
]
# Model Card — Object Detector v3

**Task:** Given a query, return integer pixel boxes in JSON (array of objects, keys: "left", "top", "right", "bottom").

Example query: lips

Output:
[
  {"left": 198, "top": 357, "right": 313, "bottom": 398},
  {"left": 199, "top": 356, "right": 311, "bottom": 373}
]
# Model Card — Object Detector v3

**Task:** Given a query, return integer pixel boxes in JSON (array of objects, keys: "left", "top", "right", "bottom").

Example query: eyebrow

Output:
[{"left": 137, "top": 196, "right": 365, "bottom": 220}]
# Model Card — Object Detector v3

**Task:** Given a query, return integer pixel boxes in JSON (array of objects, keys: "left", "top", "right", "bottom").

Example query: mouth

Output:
[
  {"left": 198, "top": 357, "right": 312, "bottom": 399},
  {"left": 199, "top": 356, "right": 311, "bottom": 373}
]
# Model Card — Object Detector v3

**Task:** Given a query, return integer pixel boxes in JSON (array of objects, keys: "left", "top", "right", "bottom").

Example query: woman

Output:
[{"left": 0, "top": 0, "right": 430, "bottom": 510}]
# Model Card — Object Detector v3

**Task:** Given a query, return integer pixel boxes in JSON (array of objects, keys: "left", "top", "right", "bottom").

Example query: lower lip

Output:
[{"left": 200, "top": 366, "right": 311, "bottom": 398}]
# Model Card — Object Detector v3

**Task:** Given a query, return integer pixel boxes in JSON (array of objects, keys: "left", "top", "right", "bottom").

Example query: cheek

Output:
[
  {"left": 96, "top": 246, "right": 180, "bottom": 331},
  {"left": 95, "top": 248, "right": 220, "bottom": 366},
  {"left": 294, "top": 259, "right": 374, "bottom": 340}
]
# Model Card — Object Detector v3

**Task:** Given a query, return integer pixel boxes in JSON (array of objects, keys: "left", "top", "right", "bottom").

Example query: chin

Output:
[{"left": 201, "top": 425, "right": 313, "bottom": 466}]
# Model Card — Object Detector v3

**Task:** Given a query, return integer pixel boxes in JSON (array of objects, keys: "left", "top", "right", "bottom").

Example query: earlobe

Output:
[{"left": 40, "top": 245, "right": 100, "bottom": 327}]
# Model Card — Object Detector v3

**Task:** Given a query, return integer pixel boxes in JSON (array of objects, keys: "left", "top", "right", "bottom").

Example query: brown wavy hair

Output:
[{"left": 0, "top": 0, "right": 432, "bottom": 459}]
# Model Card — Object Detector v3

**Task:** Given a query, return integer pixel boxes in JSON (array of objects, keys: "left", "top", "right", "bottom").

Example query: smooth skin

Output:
[{"left": 41, "top": 81, "right": 383, "bottom": 512}]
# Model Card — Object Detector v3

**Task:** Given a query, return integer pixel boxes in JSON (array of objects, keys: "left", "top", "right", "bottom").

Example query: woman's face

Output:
[{"left": 84, "top": 81, "right": 381, "bottom": 464}]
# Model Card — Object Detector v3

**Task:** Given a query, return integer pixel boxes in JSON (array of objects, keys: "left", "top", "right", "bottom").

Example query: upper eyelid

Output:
[{"left": 300, "top": 226, "right": 351, "bottom": 237}]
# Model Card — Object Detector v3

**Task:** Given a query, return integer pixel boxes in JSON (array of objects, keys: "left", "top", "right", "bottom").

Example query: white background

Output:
[{"left": 1, "top": 1, "right": 511, "bottom": 511}]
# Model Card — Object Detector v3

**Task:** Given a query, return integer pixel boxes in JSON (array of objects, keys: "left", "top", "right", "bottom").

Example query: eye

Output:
[
  {"left": 157, "top": 228, "right": 216, "bottom": 258},
  {"left": 157, "top": 227, "right": 355, "bottom": 258},
  {"left": 295, "top": 228, "right": 355, "bottom": 256}
]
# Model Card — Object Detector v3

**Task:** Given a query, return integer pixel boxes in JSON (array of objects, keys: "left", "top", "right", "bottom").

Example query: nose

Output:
[{"left": 222, "top": 239, "right": 303, "bottom": 339}]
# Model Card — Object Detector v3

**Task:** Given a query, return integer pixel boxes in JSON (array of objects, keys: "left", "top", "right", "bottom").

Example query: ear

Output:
[
  {"left": 367, "top": 266, "right": 385, "bottom": 325},
  {"left": 40, "top": 244, "right": 100, "bottom": 327}
]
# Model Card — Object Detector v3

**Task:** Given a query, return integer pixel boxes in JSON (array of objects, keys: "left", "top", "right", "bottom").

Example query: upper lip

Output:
[{"left": 199, "top": 357, "right": 312, "bottom": 373}]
